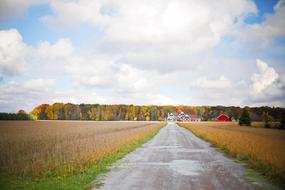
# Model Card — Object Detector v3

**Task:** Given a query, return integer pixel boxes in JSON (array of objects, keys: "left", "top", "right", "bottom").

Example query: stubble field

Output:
[
  {"left": 179, "top": 122, "right": 285, "bottom": 185},
  {"left": 0, "top": 121, "right": 164, "bottom": 181}
]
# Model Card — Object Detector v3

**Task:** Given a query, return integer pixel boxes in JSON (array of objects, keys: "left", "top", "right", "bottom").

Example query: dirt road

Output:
[{"left": 95, "top": 123, "right": 255, "bottom": 190}]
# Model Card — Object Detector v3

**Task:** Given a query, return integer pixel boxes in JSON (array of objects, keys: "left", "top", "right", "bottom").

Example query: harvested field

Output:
[
  {"left": 0, "top": 121, "right": 164, "bottom": 178},
  {"left": 179, "top": 122, "right": 285, "bottom": 184}
]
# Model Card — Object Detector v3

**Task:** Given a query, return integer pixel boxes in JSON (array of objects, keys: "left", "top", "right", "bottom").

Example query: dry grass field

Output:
[
  {"left": 0, "top": 121, "right": 164, "bottom": 179},
  {"left": 179, "top": 122, "right": 285, "bottom": 183}
]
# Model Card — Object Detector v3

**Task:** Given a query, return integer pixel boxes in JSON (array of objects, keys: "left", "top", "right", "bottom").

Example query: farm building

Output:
[
  {"left": 167, "top": 113, "right": 176, "bottom": 121},
  {"left": 167, "top": 112, "right": 201, "bottom": 122},
  {"left": 216, "top": 114, "right": 230, "bottom": 121},
  {"left": 177, "top": 112, "right": 187, "bottom": 121},
  {"left": 189, "top": 115, "right": 201, "bottom": 122}
]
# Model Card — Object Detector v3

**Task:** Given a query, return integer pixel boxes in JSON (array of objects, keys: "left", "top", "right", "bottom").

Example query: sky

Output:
[{"left": 0, "top": 0, "right": 285, "bottom": 112}]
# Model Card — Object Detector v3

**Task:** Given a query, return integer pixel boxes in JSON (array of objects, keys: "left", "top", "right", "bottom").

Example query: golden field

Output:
[
  {"left": 0, "top": 121, "right": 164, "bottom": 178},
  {"left": 179, "top": 122, "right": 285, "bottom": 182}
]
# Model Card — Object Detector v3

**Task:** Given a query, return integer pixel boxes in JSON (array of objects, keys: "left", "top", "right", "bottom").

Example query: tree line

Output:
[
  {"left": 28, "top": 103, "right": 285, "bottom": 122},
  {"left": 0, "top": 110, "right": 35, "bottom": 120}
]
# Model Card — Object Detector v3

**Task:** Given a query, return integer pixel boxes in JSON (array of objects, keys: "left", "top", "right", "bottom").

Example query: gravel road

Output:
[{"left": 94, "top": 123, "right": 256, "bottom": 190}]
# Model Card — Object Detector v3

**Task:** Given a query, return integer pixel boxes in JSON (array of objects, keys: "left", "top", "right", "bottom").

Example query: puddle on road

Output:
[
  {"left": 171, "top": 149, "right": 209, "bottom": 153},
  {"left": 116, "top": 159, "right": 207, "bottom": 177},
  {"left": 169, "top": 160, "right": 202, "bottom": 176},
  {"left": 117, "top": 160, "right": 204, "bottom": 176},
  {"left": 149, "top": 146, "right": 209, "bottom": 154},
  {"left": 149, "top": 145, "right": 182, "bottom": 149}
]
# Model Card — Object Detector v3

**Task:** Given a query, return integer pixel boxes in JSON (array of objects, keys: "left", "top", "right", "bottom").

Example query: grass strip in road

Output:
[
  {"left": 178, "top": 123, "right": 285, "bottom": 189},
  {"left": 0, "top": 127, "right": 162, "bottom": 190}
]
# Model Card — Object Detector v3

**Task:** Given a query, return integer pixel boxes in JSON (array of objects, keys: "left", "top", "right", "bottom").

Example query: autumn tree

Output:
[
  {"left": 53, "top": 103, "right": 65, "bottom": 120},
  {"left": 29, "top": 103, "right": 285, "bottom": 122},
  {"left": 149, "top": 106, "right": 158, "bottom": 121},
  {"left": 31, "top": 104, "right": 49, "bottom": 119}
]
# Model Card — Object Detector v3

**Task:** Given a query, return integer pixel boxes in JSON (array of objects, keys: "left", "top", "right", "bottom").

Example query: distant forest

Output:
[
  {"left": 0, "top": 110, "right": 36, "bottom": 120},
  {"left": 23, "top": 103, "right": 285, "bottom": 121}
]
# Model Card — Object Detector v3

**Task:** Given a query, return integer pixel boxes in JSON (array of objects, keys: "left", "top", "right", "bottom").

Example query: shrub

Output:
[
  {"left": 263, "top": 112, "right": 271, "bottom": 128},
  {"left": 239, "top": 107, "right": 251, "bottom": 126}
]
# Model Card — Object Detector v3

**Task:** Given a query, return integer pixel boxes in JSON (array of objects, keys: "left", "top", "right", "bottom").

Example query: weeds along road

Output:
[{"left": 94, "top": 123, "right": 255, "bottom": 190}]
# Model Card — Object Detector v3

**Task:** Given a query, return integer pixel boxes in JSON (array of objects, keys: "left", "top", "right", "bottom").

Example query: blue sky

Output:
[
  {"left": 0, "top": 3, "right": 101, "bottom": 47},
  {"left": 245, "top": 0, "right": 278, "bottom": 24},
  {"left": 0, "top": 0, "right": 285, "bottom": 112}
]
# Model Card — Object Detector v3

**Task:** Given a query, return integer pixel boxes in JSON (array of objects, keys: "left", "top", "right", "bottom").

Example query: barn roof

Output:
[{"left": 217, "top": 114, "right": 229, "bottom": 119}]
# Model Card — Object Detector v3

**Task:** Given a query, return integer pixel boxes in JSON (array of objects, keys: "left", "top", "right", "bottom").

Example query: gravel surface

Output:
[{"left": 94, "top": 123, "right": 256, "bottom": 190}]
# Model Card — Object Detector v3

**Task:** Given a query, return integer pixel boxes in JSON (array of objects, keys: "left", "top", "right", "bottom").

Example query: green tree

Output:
[{"left": 239, "top": 107, "right": 251, "bottom": 126}]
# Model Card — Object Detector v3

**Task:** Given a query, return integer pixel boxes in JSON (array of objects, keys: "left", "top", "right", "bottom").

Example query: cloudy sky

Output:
[{"left": 0, "top": 0, "right": 285, "bottom": 112}]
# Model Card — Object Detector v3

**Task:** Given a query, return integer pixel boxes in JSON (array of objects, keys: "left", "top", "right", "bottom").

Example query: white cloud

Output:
[
  {"left": 1, "top": 0, "right": 285, "bottom": 112},
  {"left": 189, "top": 60, "right": 284, "bottom": 106},
  {"left": 41, "top": 0, "right": 111, "bottom": 28},
  {"left": 62, "top": 48, "right": 173, "bottom": 105},
  {"left": 115, "top": 64, "right": 157, "bottom": 93},
  {"left": 16, "top": 37, "right": 75, "bottom": 79},
  {"left": 42, "top": 0, "right": 256, "bottom": 56},
  {"left": 0, "top": 79, "right": 55, "bottom": 112},
  {"left": 0, "top": 0, "right": 46, "bottom": 22},
  {"left": 233, "top": 0, "right": 285, "bottom": 50},
  {"left": 249, "top": 59, "right": 285, "bottom": 105},
  {"left": 251, "top": 59, "right": 279, "bottom": 96},
  {"left": 22, "top": 78, "right": 54, "bottom": 91},
  {"left": 64, "top": 55, "right": 117, "bottom": 87},
  {"left": 189, "top": 75, "right": 249, "bottom": 106},
  {"left": 37, "top": 38, "right": 73, "bottom": 59},
  {"left": 193, "top": 76, "right": 231, "bottom": 89},
  {"left": 264, "top": 0, "right": 285, "bottom": 37},
  {"left": 0, "top": 29, "right": 28, "bottom": 76},
  {"left": 39, "top": 0, "right": 285, "bottom": 77},
  {"left": 45, "top": 90, "right": 106, "bottom": 106},
  {"left": 64, "top": 54, "right": 160, "bottom": 94},
  {"left": 103, "top": 0, "right": 255, "bottom": 48},
  {"left": 0, "top": 28, "right": 171, "bottom": 110},
  {"left": 51, "top": 89, "right": 175, "bottom": 107}
]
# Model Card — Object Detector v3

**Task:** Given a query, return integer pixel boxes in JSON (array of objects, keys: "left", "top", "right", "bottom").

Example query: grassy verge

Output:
[
  {"left": 178, "top": 123, "right": 284, "bottom": 189},
  {"left": 0, "top": 128, "right": 162, "bottom": 190}
]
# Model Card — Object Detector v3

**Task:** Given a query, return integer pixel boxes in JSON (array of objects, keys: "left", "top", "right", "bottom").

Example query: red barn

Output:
[{"left": 216, "top": 114, "right": 230, "bottom": 121}]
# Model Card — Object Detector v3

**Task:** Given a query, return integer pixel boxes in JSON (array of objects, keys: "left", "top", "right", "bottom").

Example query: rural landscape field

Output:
[
  {"left": 1, "top": 0, "right": 285, "bottom": 189},
  {"left": 1, "top": 119, "right": 285, "bottom": 189},
  {"left": 0, "top": 121, "right": 164, "bottom": 189},
  {"left": 179, "top": 122, "right": 285, "bottom": 184},
  {"left": 1, "top": 100, "right": 285, "bottom": 189}
]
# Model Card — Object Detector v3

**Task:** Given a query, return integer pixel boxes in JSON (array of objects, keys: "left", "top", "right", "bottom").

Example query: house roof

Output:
[{"left": 189, "top": 114, "right": 200, "bottom": 119}]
